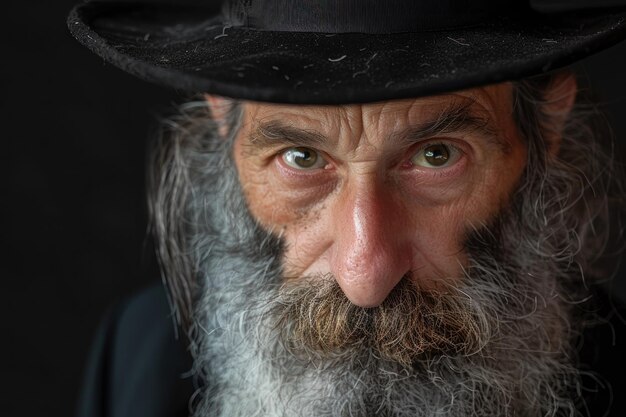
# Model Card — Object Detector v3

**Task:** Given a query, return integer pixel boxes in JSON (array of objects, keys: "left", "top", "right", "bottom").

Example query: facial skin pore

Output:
[{"left": 231, "top": 83, "right": 528, "bottom": 307}]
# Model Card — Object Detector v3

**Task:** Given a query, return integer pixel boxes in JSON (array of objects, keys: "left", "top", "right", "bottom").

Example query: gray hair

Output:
[
  {"left": 148, "top": 72, "right": 622, "bottom": 328},
  {"left": 148, "top": 99, "right": 244, "bottom": 326},
  {"left": 512, "top": 74, "right": 623, "bottom": 285}
]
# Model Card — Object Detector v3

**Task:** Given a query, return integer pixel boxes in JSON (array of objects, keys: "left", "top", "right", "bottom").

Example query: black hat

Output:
[{"left": 68, "top": 0, "right": 626, "bottom": 104}]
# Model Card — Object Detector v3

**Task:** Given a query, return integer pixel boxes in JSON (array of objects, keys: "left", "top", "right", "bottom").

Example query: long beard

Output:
[{"left": 186, "top": 144, "right": 582, "bottom": 417}]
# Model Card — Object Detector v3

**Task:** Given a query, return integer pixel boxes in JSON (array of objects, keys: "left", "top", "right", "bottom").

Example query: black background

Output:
[{"left": 3, "top": 1, "right": 626, "bottom": 417}]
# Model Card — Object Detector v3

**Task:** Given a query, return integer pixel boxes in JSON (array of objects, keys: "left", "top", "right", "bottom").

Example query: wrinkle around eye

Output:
[
  {"left": 270, "top": 150, "right": 339, "bottom": 206},
  {"left": 275, "top": 147, "right": 336, "bottom": 179},
  {"left": 267, "top": 175, "right": 339, "bottom": 217},
  {"left": 411, "top": 143, "right": 463, "bottom": 169},
  {"left": 281, "top": 147, "right": 329, "bottom": 170},
  {"left": 400, "top": 138, "right": 470, "bottom": 171},
  {"left": 394, "top": 143, "right": 473, "bottom": 204}
]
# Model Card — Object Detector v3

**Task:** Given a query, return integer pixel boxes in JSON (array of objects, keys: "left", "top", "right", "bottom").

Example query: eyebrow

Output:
[
  {"left": 248, "top": 120, "right": 328, "bottom": 152},
  {"left": 393, "top": 101, "right": 507, "bottom": 151},
  {"left": 246, "top": 101, "right": 508, "bottom": 154}
]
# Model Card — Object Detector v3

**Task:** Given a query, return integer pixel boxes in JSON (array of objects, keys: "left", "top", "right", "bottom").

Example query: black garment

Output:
[
  {"left": 75, "top": 286, "right": 194, "bottom": 417},
  {"left": 76, "top": 285, "right": 626, "bottom": 417}
]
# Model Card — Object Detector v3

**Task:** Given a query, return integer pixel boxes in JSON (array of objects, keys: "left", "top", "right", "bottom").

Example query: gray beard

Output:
[{"left": 186, "top": 143, "right": 582, "bottom": 417}]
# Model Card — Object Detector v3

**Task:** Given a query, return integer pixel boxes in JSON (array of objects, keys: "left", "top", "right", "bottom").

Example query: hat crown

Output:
[{"left": 223, "top": 0, "right": 530, "bottom": 33}]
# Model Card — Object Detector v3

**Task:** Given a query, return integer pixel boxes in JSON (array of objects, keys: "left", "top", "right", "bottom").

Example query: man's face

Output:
[
  {"left": 232, "top": 83, "right": 527, "bottom": 306},
  {"left": 192, "top": 78, "right": 587, "bottom": 416}
]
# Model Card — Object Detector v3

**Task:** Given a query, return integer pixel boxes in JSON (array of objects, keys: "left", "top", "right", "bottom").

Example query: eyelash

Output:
[
  {"left": 274, "top": 148, "right": 334, "bottom": 182},
  {"left": 275, "top": 139, "right": 468, "bottom": 173},
  {"left": 408, "top": 141, "right": 464, "bottom": 167},
  {"left": 281, "top": 147, "right": 329, "bottom": 170}
]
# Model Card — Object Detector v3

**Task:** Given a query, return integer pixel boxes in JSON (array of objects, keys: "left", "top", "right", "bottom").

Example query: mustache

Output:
[{"left": 271, "top": 276, "right": 491, "bottom": 367}]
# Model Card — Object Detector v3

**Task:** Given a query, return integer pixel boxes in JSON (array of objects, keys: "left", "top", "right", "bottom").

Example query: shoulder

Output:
[{"left": 76, "top": 285, "right": 194, "bottom": 417}]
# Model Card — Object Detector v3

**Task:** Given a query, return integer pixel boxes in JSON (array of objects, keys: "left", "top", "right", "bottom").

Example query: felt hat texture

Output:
[{"left": 68, "top": 0, "right": 626, "bottom": 104}]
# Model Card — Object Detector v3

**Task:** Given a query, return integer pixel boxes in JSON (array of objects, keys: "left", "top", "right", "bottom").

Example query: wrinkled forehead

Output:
[{"left": 241, "top": 82, "right": 514, "bottom": 133}]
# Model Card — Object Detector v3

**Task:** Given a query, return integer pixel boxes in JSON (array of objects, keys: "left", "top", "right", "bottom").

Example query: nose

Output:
[{"left": 330, "top": 177, "right": 412, "bottom": 307}]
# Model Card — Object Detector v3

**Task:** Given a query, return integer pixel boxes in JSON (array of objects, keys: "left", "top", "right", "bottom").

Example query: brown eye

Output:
[
  {"left": 282, "top": 147, "right": 327, "bottom": 170},
  {"left": 411, "top": 143, "right": 459, "bottom": 168}
]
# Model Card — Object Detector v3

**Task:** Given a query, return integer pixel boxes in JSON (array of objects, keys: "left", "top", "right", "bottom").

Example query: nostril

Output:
[{"left": 333, "top": 260, "right": 410, "bottom": 307}]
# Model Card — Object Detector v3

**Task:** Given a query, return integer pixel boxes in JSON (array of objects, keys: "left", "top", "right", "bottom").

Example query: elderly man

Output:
[{"left": 70, "top": 1, "right": 626, "bottom": 416}]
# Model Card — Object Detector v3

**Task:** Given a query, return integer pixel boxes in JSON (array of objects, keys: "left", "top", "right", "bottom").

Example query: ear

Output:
[
  {"left": 541, "top": 72, "right": 578, "bottom": 155},
  {"left": 204, "top": 94, "right": 232, "bottom": 139}
]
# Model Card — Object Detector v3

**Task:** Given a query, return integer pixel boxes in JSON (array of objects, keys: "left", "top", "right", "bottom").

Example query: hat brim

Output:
[{"left": 68, "top": 1, "right": 626, "bottom": 104}]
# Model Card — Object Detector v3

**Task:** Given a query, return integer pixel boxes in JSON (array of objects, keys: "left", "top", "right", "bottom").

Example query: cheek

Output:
[
  {"left": 404, "top": 202, "right": 473, "bottom": 288},
  {"left": 402, "top": 158, "right": 527, "bottom": 286},
  {"left": 234, "top": 137, "right": 335, "bottom": 252},
  {"left": 237, "top": 160, "right": 334, "bottom": 231},
  {"left": 281, "top": 207, "right": 335, "bottom": 276}
]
